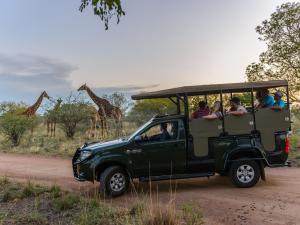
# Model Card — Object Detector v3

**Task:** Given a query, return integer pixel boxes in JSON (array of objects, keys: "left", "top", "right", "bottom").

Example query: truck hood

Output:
[{"left": 82, "top": 139, "right": 128, "bottom": 152}]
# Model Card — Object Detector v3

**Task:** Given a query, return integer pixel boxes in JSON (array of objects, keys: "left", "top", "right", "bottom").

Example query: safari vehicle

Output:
[{"left": 72, "top": 80, "right": 291, "bottom": 197}]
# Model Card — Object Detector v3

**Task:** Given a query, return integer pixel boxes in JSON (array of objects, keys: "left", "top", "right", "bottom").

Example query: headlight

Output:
[{"left": 79, "top": 151, "right": 92, "bottom": 161}]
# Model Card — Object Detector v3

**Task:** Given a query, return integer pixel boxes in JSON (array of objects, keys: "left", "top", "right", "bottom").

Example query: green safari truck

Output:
[{"left": 72, "top": 80, "right": 291, "bottom": 197}]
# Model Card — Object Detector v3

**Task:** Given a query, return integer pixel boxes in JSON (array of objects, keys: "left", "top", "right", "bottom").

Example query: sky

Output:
[{"left": 0, "top": 0, "right": 291, "bottom": 105}]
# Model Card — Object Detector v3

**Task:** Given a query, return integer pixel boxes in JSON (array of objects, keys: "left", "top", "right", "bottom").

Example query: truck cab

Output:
[{"left": 73, "top": 80, "right": 291, "bottom": 197}]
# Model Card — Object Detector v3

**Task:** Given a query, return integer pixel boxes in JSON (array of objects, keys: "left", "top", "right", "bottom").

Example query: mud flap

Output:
[{"left": 258, "top": 161, "right": 266, "bottom": 181}]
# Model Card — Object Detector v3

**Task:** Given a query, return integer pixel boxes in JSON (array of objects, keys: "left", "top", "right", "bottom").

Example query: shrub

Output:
[
  {"left": 49, "top": 185, "right": 61, "bottom": 198},
  {"left": 0, "top": 112, "right": 37, "bottom": 146},
  {"left": 52, "top": 193, "right": 80, "bottom": 211},
  {"left": 57, "top": 94, "right": 90, "bottom": 138},
  {"left": 14, "top": 212, "right": 47, "bottom": 225}
]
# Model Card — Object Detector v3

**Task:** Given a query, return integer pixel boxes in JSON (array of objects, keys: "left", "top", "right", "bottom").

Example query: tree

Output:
[
  {"left": 0, "top": 109, "right": 37, "bottom": 146},
  {"left": 57, "top": 94, "right": 90, "bottom": 138},
  {"left": 246, "top": 2, "right": 300, "bottom": 103},
  {"left": 79, "top": 0, "right": 125, "bottom": 30},
  {"left": 0, "top": 101, "right": 27, "bottom": 115},
  {"left": 127, "top": 99, "right": 177, "bottom": 125}
]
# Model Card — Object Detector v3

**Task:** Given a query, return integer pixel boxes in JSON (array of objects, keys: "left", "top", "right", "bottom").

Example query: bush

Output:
[
  {"left": 52, "top": 193, "right": 80, "bottom": 211},
  {"left": 0, "top": 112, "right": 37, "bottom": 146},
  {"left": 56, "top": 94, "right": 90, "bottom": 138}
]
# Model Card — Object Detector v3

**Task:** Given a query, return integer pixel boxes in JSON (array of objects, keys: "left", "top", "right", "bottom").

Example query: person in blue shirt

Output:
[
  {"left": 255, "top": 89, "right": 275, "bottom": 109},
  {"left": 271, "top": 91, "right": 286, "bottom": 110}
]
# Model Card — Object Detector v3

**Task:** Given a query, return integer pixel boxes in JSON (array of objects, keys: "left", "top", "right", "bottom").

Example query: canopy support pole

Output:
[
  {"left": 168, "top": 96, "right": 181, "bottom": 115},
  {"left": 220, "top": 90, "right": 225, "bottom": 134},
  {"left": 251, "top": 88, "right": 257, "bottom": 131},
  {"left": 176, "top": 96, "right": 181, "bottom": 114},
  {"left": 183, "top": 94, "right": 189, "bottom": 131}
]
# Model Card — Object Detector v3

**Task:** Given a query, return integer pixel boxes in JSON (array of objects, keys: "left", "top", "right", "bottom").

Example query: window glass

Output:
[{"left": 140, "top": 121, "right": 178, "bottom": 142}]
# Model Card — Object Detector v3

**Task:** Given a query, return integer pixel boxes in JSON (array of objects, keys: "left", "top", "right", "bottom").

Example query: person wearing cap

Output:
[
  {"left": 270, "top": 91, "right": 286, "bottom": 110},
  {"left": 227, "top": 97, "right": 247, "bottom": 116},
  {"left": 255, "top": 88, "right": 275, "bottom": 109}
]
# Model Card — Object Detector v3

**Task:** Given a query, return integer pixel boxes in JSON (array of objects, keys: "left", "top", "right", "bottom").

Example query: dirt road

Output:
[{"left": 1, "top": 153, "right": 300, "bottom": 225}]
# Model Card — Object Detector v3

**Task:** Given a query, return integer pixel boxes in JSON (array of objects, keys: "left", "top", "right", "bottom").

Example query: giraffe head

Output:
[
  {"left": 42, "top": 91, "right": 50, "bottom": 99},
  {"left": 57, "top": 98, "right": 63, "bottom": 104},
  {"left": 78, "top": 83, "right": 87, "bottom": 91}
]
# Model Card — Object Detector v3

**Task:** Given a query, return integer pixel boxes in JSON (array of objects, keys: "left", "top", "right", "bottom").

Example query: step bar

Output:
[{"left": 139, "top": 172, "right": 215, "bottom": 182}]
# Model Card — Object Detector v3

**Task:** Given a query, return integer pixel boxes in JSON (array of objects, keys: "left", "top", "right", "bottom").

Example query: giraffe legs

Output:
[
  {"left": 53, "top": 122, "right": 56, "bottom": 137},
  {"left": 47, "top": 121, "right": 50, "bottom": 137}
]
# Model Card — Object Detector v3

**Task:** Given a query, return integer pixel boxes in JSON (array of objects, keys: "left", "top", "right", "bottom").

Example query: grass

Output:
[
  {"left": 13, "top": 211, "right": 47, "bottom": 225},
  {"left": 0, "top": 177, "right": 204, "bottom": 225},
  {"left": 0, "top": 120, "right": 137, "bottom": 157},
  {"left": 51, "top": 193, "right": 80, "bottom": 211}
]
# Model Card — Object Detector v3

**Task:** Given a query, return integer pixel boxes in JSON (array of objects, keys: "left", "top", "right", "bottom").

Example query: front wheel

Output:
[
  {"left": 99, "top": 166, "right": 129, "bottom": 197},
  {"left": 229, "top": 160, "right": 260, "bottom": 188}
]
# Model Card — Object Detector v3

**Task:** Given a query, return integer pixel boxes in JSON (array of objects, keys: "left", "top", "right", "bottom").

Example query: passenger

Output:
[
  {"left": 254, "top": 90, "right": 262, "bottom": 108},
  {"left": 203, "top": 101, "right": 223, "bottom": 120},
  {"left": 191, "top": 101, "right": 210, "bottom": 119},
  {"left": 227, "top": 97, "right": 247, "bottom": 116},
  {"left": 255, "top": 89, "right": 275, "bottom": 109},
  {"left": 270, "top": 91, "right": 286, "bottom": 110},
  {"left": 149, "top": 123, "right": 171, "bottom": 141}
]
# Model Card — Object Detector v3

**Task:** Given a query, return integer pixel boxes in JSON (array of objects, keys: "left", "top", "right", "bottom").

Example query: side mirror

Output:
[{"left": 134, "top": 135, "right": 142, "bottom": 142}]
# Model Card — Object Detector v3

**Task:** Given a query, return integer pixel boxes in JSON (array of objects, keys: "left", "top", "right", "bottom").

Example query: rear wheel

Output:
[
  {"left": 99, "top": 166, "right": 129, "bottom": 197},
  {"left": 230, "top": 160, "right": 260, "bottom": 188}
]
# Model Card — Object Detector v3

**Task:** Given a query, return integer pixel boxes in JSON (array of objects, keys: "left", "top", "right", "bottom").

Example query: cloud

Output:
[
  {"left": 0, "top": 53, "right": 77, "bottom": 102},
  {"left": 92, "top": 84, "right": 159, "bottom": 95}
]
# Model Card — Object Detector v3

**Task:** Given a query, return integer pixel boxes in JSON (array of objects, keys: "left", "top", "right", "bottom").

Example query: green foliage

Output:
[
  {"left": 49, "top": 185, "right": 62, "bottom": 198},
  {"left": 181, "top": 202, "right": 204, "bottom": 225},
  {"left": 127, "top": 99, "right": 177, "bottom": 125},
  {"left": 2, "top": 184, "right": 24, "bottom": 202},
  {"left": 79, "top": 0, "right": 125, "bottom": 30},
  {"left": 22, "top": 181, "right": 49, "bottom": 197},
  {"left": 52, "top": 193, "right": 80, "bottom": 211},
  {"left": 0, "top": 112, "right": 37, "bottom": 146},
  {"left": 246, "top": 2, "right": 300, "bottom": 103},
  {"left": 14, "top": 212, "right": 47, "bottom": 225},
  {"left": 57, "top": 94, "right": 90, "bottom": 138},
  {"left": 0, "top": 101, "right": 27, "bottom": 115},
  {"left": 76, "top": 199, "right": 121, "bottom": 225}
]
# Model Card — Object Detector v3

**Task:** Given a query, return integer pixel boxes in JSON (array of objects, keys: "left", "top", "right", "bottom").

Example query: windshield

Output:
[{"left": 127, "top": 120, "right": 152, "bottom": 141}]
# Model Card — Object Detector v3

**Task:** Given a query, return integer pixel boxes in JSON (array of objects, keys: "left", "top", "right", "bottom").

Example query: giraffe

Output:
[
  {"left": 21, "top": 91, "right": 50, "bottom": 117},
  {"left": 46, "top": 98, "right": 63, "bottom": 137},
  {"left": 78, "top": 84, "right": 123, "bottom": 136},
  {"left": 85, "top": 105, "right": 102, "bottom": 139},
  {"left": 20, "top": 91, "right": 50, "bottom": 134}
]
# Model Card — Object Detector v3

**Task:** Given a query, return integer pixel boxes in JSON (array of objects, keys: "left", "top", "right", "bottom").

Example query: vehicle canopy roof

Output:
[{"left": 131, "top": 80, "right": 288, "bottom": 100}]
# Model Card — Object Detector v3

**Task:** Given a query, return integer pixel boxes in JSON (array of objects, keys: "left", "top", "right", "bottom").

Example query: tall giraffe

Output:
[
  {"left": 46, "top": 98, "right": 62, "bottom": 137},
  {"left": 21, "top": 91, "right": 50, "bottom": 117},
  {"left": 78, "top": 84, "right": 123, "bottom": 136}
]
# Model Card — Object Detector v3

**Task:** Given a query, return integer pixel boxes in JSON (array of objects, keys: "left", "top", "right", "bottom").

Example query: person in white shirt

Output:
[{"left": 227, "top": 97, "right": 247, "bottom": 116}]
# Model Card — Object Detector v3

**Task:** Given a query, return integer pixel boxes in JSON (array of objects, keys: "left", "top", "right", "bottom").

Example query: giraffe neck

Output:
[
  {"left": 86, "top": 87, "right": 109, "bottom": 107},
  {"left": 53, "top": 102, "right": 62, "bottom": 111},
  {"left": 25, "top": 93, "right": 45, "bottom": 116}
]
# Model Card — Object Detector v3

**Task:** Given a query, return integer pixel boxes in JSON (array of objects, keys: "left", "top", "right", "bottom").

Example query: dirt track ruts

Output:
[{"left": 1, "top": 153, "right": 300, "bottom": 225}]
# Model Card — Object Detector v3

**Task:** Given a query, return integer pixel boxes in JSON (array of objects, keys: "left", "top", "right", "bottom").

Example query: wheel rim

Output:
[
  {"left": 236, "top": 164, "right": 255, "bottom": 184},
  {"left": 109, "top": 172, "right": 126, "bottom": 192}
]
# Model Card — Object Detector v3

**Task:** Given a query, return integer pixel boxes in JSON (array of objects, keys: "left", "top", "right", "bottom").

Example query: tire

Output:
[
  {"left": 229, "top": 160, "right": 260, "bottom": 188},
  {"left": 99, "top": 166, "right": 129, "bottom": 197}
]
